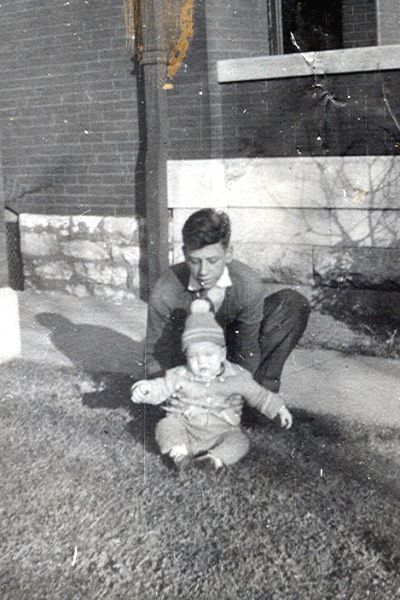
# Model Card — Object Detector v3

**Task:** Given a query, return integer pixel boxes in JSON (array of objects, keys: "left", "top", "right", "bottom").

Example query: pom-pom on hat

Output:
[{"left": 182, "top": 299, "right": 225, "bottom": 351}]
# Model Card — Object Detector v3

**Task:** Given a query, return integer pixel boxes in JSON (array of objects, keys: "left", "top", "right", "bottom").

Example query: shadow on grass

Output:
[
  {"left": 80, "top": 372, "right": 163, "bottom": 457},
  {"left": 125, "top": 405, "right": 164, "bottom": 457},
  {"left": 35, "top": 312, "right": 164, "bottom": 454},
  {"left": 283, "top": 408, "right": 400, "bottom": 501},
  {"left": 310, "top": 411, "right": 400, "bottom": 574},
  {"left": 83, "top": 386, "right": 171, "bottom": 460},
  {"left": 241, "top": 407, "right": 400, "bottom": 571},
  {"left": 79, "top": 372, "right": 163, "bottom": 457}
]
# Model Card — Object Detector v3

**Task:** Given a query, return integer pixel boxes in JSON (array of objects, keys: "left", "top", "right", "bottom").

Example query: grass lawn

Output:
[{"left": 1, "top": 360, "right": 400, "bottom": 600}]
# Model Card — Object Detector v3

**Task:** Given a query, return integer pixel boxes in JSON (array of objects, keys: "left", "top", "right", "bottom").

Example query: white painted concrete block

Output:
[
  {"left": 0, "top": 287, "right": 21, "bottom": 362},
  {"left": 228, "top": 207, "right": 331, "bottom": 246},
  {"left": 168, "top": 157, "right": 400, "bottom": 210},
  {"left": 168, "top": 160, "right": 226, "bottom": 209}
]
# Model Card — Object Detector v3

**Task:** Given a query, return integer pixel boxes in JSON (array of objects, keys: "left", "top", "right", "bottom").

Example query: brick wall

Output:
[
  {"left": 220, "top": 70, "right": 400, "bottom": 158},
  {"left": 342, "top": 0, "right": 377, "bottom": 48},
  {"left": 0, "top": 0, "right": 137, "bottom": 216},
  {"left": 167, "top": 0, "right": 270, "bottom": 160}
]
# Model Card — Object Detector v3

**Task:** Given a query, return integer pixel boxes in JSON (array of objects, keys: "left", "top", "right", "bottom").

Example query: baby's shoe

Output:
[
  {"left": 194, "top": 452, "right": 224, "bottom": 471},
  {"left": 169, "top": 445, "right": 191, "bottom": 471}
]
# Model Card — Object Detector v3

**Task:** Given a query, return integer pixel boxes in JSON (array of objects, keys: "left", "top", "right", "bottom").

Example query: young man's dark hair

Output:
[{"left": 182, "top": 209, "right": 231, "bottom": 250}]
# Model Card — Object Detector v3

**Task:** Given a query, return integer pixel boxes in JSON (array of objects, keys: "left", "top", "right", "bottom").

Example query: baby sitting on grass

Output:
[{"left": 131, "top": 299, "right": 292, "bottom": 470}]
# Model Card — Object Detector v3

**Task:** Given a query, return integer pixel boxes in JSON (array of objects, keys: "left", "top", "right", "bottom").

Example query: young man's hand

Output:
[
  {"left": 131, "top": 381, "right": 153, "bottom": 404},
  {"left": 278, "top": 405, "right": 293, "bottom": 429}
]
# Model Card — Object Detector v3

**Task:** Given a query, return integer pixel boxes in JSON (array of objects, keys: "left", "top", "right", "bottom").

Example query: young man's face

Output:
[
  {"left": 186, "top": 341, "right": 226, "bottom": 380},
  {"left": 183, "top": 242, "right": 232, "bottom": 290}
]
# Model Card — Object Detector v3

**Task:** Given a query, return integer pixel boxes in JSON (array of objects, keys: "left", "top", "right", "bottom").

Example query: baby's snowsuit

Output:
[{"left": 142, "top": 360, "right": 284, "bottom": 466}]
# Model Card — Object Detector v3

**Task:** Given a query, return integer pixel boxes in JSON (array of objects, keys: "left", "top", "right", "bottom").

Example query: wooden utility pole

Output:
[
  {"left": 138, "top": 0, "right": 170, "bottom": 294},
  {"left": 0, "top": 173, "right": 8, "bottom": 290}
]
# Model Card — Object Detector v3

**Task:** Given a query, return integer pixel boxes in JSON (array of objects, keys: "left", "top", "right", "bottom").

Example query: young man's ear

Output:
[{"left": 225, "top": 245, "right": 233, "bottom": 264}]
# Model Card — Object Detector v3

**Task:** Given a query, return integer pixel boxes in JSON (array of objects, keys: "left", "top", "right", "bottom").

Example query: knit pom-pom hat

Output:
[{"left": 182, "top": 299, "right": 225, "bottom": 351}]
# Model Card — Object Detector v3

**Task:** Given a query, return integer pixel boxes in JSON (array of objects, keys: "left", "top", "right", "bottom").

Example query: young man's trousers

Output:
[{"left": 226, "top": 288, "right": 310, "bottom": 393}]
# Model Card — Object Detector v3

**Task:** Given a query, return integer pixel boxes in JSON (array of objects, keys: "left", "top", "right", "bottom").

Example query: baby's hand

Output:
[
  {"left": 131, "top": 381, "right": 153, "bottom": 404},
  {"left": 278, "top": 405, "right": 293, "bottom": 429},
  {"left": 227, "top": 393, "right": 243, "bottom": 411}
]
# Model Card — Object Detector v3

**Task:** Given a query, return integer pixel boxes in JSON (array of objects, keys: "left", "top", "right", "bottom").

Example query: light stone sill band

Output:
[{"left": 217, "top": 44, "right": 400, "bottom": 83}]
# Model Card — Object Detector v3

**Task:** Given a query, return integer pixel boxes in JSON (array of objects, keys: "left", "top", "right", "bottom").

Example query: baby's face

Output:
[{"left": 186, "top": 341, "right": 226, "bottom": 380}]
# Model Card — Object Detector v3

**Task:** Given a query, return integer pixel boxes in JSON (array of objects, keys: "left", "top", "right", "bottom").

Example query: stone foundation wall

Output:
[{"left": 20, "top": 214, "right": 144, "bottom": 303}]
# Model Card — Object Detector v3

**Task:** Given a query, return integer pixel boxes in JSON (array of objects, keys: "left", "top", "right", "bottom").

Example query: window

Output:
[{"left": 267, "top": 0, "right": 377, "bottom": 55}]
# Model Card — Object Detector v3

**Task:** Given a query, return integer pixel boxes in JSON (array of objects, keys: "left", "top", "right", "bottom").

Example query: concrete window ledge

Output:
[{"left": 217, "top": 44, "right": 400, "bottom": 83}]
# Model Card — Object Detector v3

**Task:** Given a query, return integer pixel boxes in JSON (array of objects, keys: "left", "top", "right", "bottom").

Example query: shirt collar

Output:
[{"left": 188, "top": 266, "right": 232, "bottom": 292}]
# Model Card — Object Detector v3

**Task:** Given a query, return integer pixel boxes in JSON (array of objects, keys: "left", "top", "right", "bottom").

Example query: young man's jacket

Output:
[
  {"left": 138, "top": 360, "right": 283, "bottom": 434},
  {"left": 145, "top": 260, "right": 265, "bottom": 377}
]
